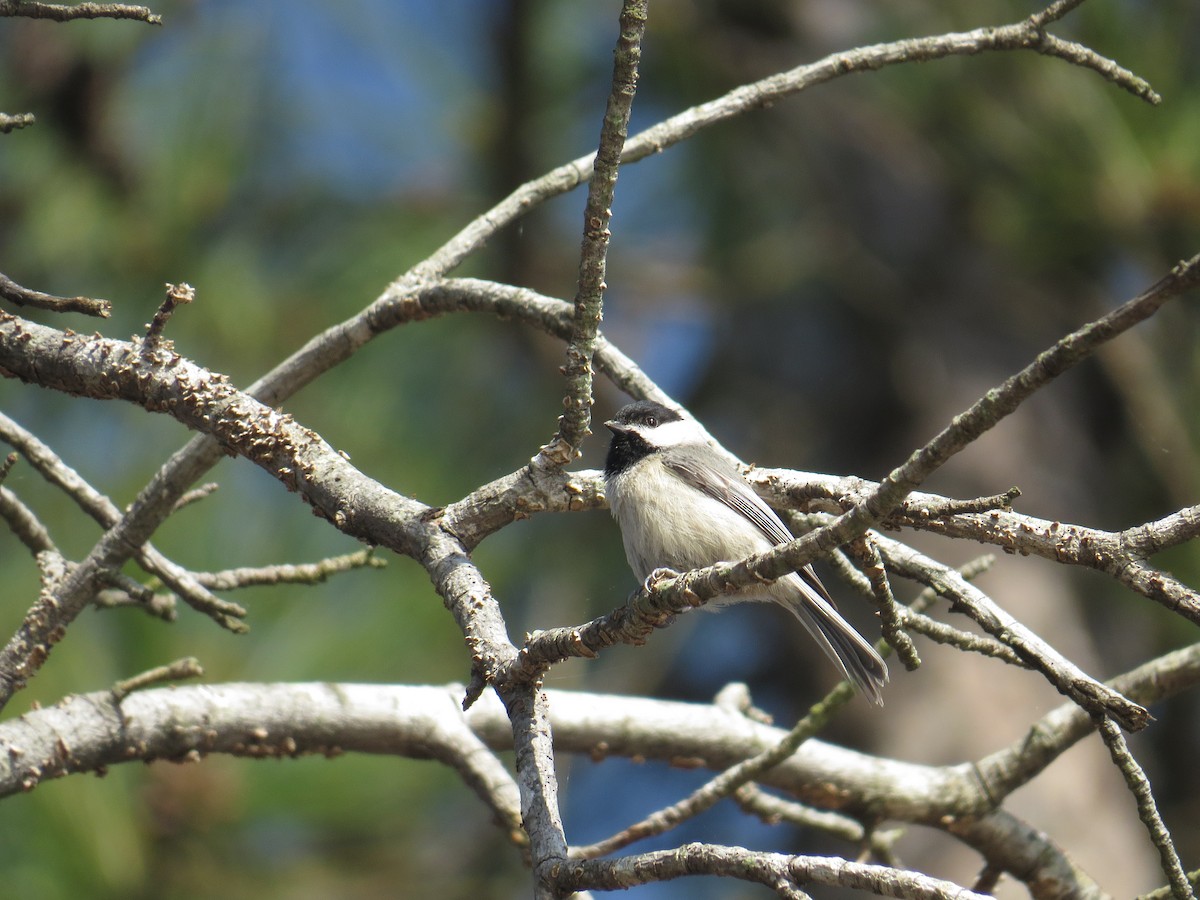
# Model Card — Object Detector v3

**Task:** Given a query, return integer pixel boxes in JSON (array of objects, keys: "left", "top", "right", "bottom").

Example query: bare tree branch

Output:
[
  {"left": 401, "top": 0, "right": 1159, "bottom": 286},
  {"left": 0, "top": 682, "right": 523, "bottom": 841},
  {"left": 758, "top": 469, "right": 1200, "bottom": 625},
  {"left": 975, "top": 643, "right": 1200, "bottom": 801},
  {"left": 0, "top": 682, "right": 1074, "bottom": 892},
  {"left": 654, "top": 253, "right": 1200, "bottom": 651},
  {"left": 0, "top": 0, "right": 161, "bottom": 24},
  {"left": 0, "top": 411, "right": 247, "bottom": 628},
  {"left": 0, "top": 3, "right": 1191, "bottom": 895},
  {"left": 535, "top": 0, "right": 647, "bottom": 468},
  {"left": 187, "top": 549, "right": 386, "bottom": 591},
  {"left": 3, "top": 642, "right": 1195, "bottom": 895},
  {"left": 944, "top": 809, "right": 1107, "bottom": 900},
  {"left": 1094, "top": 716, "right": 1193, "bottom": 900},
  {"left": 0, "top": 484, "right": 56, "bottom": 555},
  {"left": 878, "top": 534, "right": 1148, "bottom": 730},
  {"left": 516, "top": 256, "right": 1200, "bottom": 723},
  {"left": 554, "top": 843, "right": 991, "bottom": 899},
  {"left": 0, "top": 272, "right": 111, "bottom": 317}
]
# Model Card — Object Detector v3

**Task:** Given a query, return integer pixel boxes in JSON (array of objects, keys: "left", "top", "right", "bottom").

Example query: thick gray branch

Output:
[{"left": 16, "top": 678, "right": 1192, "bottom": 895}]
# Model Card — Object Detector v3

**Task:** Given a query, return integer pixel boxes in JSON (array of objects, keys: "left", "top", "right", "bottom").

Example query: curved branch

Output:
[{"left": 406, "top": 0, "right": 1159, "bottom": 283}]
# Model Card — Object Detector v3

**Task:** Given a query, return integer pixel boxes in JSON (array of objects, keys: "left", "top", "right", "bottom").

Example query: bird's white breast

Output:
[{"left": 606, "top": 455, "right": 776, "bottom": 585}]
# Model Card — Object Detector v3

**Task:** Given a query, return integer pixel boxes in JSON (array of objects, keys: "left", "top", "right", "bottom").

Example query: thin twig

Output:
[
  {"left": 404, "top": 0, "right": 1159, "bottom": 285},
  {"left": 535, "top": 0, "right": 647, "bottom": 467},
  {"left": 1094, "top": 716, "right": 1195, "bottom": 900},
  {"left": 555, "top": 843, "right": 990, "bottom": 899},
  {"left": 0, "top": 1, "right": 161, "bottom": 24},
  {"left": 761, "top": 469, "right": 1200, "bottom": 626},
  {"left": 733, "top": 783, "right": 904, "bottom": 856},
  {"left": 188, "top": 549, "right": 386, "bottom": 591},
  {"left": 568, "top": 682, "right": 855, "bottom": 858},
  {"left": 895, "top": 607, "right": 1027, "bottom": 667},
  {"left": 1141, "top": 872, "right": 1200, "bottom": 900},
  {"left": 572, "top": 628, "right": 900, "bottom": 859},
  {"left": 170, "top": 482, "right": 220, "bottom": 512},
  {"left": 111, "top": 657, "right": 204, "bottom": 701},
  {"left": 848, "top": 536, "right": 920, "bottom": 670},
  {"left": 878, "top": 533, "right": 1149, "bottom": 730},
  {"left": 94, "top": 585, "right": 177, "bottom": 621},
  {"left": 1028, "top": 0, "right": 1087, "bottom": 27},
  {"left": 1033, "top": 31, "right": 1159, "bottom": 104},
  {"left": 0, "top": 486, "right": 56, "bottom": 555},
  {"left": 0, "top": 272, "right": 111, "bottom": 317},
  {"left": 0, "top": 412, "right": 248, "bottom": 630}
]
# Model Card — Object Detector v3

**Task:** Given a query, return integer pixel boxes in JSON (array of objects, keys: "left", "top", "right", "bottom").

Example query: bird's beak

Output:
[{"left": 605, "top": 419, "right": 627, "bottom": 435}]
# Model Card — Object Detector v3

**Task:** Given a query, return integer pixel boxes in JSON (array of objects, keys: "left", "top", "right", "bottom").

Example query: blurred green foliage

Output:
[{"left": 1, "top": 0, "right": 1199, "bottom": 897}]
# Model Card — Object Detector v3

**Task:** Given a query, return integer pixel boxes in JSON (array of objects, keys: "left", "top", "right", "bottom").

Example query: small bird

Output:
[{"left": 603, "top": 400, "right": 888, "bottom": 705}]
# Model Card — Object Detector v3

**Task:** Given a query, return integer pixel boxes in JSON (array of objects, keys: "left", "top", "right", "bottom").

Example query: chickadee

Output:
[{"left": 604, "top": 400, "right": 888, "bottom": 705}]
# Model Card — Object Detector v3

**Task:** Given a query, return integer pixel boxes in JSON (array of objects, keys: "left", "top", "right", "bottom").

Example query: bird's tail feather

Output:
[{"left": 781, "top": 575, "right": 889, "bottom": 706}]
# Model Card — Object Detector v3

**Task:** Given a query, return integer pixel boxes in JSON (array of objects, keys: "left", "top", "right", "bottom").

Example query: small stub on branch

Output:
[
  {"left": 111, "top": 657, "right": 204, "bottom": 701},
  {"left": 142, "top": 282, "right": 195, "bottom": 351}
]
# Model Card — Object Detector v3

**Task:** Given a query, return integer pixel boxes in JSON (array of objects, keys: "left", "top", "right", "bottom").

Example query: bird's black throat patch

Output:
[{"left": 605, "top": 428, "right": 656, "bottom": 477}]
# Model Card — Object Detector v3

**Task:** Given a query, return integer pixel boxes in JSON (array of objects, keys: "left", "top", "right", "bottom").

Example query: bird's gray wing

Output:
[{"left": 662, "top": 452, "right": 836, "bottom": 605}]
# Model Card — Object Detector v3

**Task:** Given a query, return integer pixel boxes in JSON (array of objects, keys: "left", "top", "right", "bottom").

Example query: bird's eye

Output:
[{"left": 646, "top": 416, "right": 657, "bottom": 427}]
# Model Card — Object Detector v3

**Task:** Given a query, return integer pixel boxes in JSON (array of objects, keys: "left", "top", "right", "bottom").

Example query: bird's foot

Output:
[{"left": 643, "top": 567, "right": 681, "bottom": 592}]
